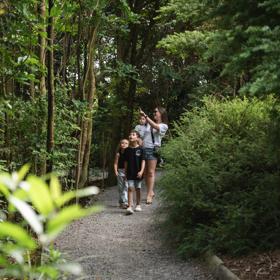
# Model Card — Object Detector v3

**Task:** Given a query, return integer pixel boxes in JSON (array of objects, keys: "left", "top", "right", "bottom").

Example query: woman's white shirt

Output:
[{"left": 142, "top": 123, "right": 168, "bottom": 148}]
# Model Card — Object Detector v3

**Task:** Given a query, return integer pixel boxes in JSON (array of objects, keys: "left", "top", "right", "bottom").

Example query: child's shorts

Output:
[{"left": 127, "top": 180, "right": 142, "bottom": 189}]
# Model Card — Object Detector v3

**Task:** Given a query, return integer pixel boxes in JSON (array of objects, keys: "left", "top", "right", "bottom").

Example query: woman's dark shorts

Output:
[{"left": 143, "top": 147, "right": 157, "bottom": 161}]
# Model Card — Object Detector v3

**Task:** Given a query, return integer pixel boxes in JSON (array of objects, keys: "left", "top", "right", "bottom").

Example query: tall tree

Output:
[
  {"left": 76, "top": 25, "right": 99, "bottom": 189},
  {"left": 75, "top": 0, "right": 107, "bottom": 188},
  {"left": 46, "top": 0, "right": 55, "bottom": 173},
  {"left": 100, "top": 0, "right": 169, "bottom": 184},
  {"left": 38, "top": 0, "right": 47, "bottom": 96}
]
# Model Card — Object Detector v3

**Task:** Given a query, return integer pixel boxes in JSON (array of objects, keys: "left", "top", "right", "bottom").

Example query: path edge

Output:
[{"left": 203, "top": 251, "right": 240, "bottom": 280}]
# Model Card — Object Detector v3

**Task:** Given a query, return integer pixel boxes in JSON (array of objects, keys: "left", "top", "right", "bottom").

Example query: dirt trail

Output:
[{"left": 56, "top": 180, "right": 213, "bottom": 280}]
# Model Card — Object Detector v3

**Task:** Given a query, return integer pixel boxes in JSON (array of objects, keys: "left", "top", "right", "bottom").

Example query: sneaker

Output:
[
  {"left": 135, "top": 205, "right": 142, "bottom": 212},
  {"left": 126, "top": 207, "right": 134, "bottom": 215},
  {"left": 120, "top": 203, "right": 128, "bottom": 209}
]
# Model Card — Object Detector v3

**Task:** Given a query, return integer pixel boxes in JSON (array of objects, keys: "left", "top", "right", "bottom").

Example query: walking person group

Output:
[{"left": 114, "top": 106, "right": 168, "bottom": 215}]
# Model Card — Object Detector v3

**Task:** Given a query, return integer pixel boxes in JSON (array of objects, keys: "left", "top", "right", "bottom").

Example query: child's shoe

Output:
[
  {"left": 126, "top": 207, "right": 134, "bottom": 215},
  {"left": 135, "top": 205, "right": 142, "bottom": 212},
  {"left": 120, "top": 203, "right": 128, "bottom": 209}
]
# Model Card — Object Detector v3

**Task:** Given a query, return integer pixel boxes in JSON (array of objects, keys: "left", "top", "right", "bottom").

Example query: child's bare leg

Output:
[
  {"left": 128, "top": 187, "right": 134, "bottom": 207},
  {"left": 134, "top": 182, "right": 142, "bottom": 212}
]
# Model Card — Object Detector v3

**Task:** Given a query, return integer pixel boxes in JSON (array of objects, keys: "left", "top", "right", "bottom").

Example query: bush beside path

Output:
[{"left": 56, "top": 181, "right": 213, "bottom": 280}]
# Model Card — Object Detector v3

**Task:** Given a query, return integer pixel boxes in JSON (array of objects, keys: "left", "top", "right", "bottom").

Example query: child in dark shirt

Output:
[
  {"left": 124, "top": 130, "right": 145, "bottom": 215},
  {"left": 114, "top": 139, "right": 129, "bottom": 208}
]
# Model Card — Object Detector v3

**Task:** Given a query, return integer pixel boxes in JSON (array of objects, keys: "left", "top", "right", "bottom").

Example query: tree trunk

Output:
[
  {"left": 75, "top": 11, "right": 82, "bottom": 100},
  {"left": 30, "top": 80, "right": 35, "bottom": 99},
  {"left": 75, "top": 24, "right": 98, "bottom": 190},
  {"left": 35, "top": 0, "right": 47, "bottom": 175},
  {"left": 46, "top": 0, "right": 55, "bottom": 173},
  {"left": 38, "top": 0, "right": 47, "bottom": 96}
]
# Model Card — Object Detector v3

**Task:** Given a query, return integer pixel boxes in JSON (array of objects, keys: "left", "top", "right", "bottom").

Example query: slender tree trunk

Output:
[
  {"left": 4, "top": 80, "right": 13, "bottom": 171},
  {"left": 30, "top": 80, "right": 35, "bottom": 99},
  {"left": 124, "top": 21, "right": 138, "bottom": 134},
  {"left": 76, "top": 11, "right": 82, "bottom": 100},
  {"left": 46, "top": 0, "right": 55, "bottom": 173},
  {"left": 75, "top": 24, "right": 99, "bottom": 190},
  {"left": 101, "top": 132, "right": 107, "bottom": 189},
  {"left": 36, "top": 0, "right": 47, "bottom": 175},
  {"left": 4, "top": 112, "right": 11, "bottom": 171},
  {"left": 58, "top": 33, "right": 71, "bottom": 84},
  {"left": 39, "top": 0, "right": 47, "bottom": 96},
  {"left": 125, "top": 78, "right": 137, "bottom": 134}
]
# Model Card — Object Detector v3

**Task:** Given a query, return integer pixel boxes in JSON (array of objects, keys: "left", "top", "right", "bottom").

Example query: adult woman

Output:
[{"left": 139, "top": 107, "right": 168, "bottom": 204}]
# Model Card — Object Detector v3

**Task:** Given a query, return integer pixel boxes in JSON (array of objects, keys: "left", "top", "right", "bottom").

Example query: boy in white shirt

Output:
[{"left": 135, "top": 115, "right": 147, "bottom": 146}]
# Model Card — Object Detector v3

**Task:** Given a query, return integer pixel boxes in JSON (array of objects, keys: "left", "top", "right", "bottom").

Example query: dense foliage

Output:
[
  {"left": 157, "top": 0, "right": 280, "bottom": 99},
  {"left": 159, "top": 97, "right": 280, "bottom": 256},
  {"left": 1, "top": 0, "right": 280, "bottom": 262}
]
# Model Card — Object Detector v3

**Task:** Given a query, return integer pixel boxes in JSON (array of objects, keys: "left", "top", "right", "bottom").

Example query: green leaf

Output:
[
  {"left": 47, "top": 205, "right": 102, "bottom": 236},
  {"left": 0, "top": 183, "right": 10, "bottom": 197},
  {"left": 76, "top": 186, "right": 99, "bottom": 197},
  {"left": 17, "top": 164, "right": 30, "bottom": 181},
  {"left": 50, "top": 175, "right": 61, "bottom": 201},
  {"left": 0, "top": 173, "right": 15, "bottom": 191},
  {"left": 9, "top": 196, "right": 43, "bottom": 235},
  {"left": 13, "top": 188, "right": 29, "bottom": 201},
  {"left": 50, "top": 6, "right": 61, "bottom": 17},
  {"left": 0, "top": 256, "right": 8, "bottom": 265},
  {"left": 54, "top": 186, "right": 99, "bottom": 207},
  {"left": 55, "top": 191, "right": 76, "bottom": 207},
  {"left": 0, "top": 222, "right": 36, "bottom": 249},
  {"left": 36, "top": 265, "right": 58, "bottom": 278},
  {"left": 27, "top": 176, "right": 54, "bottom": 215}
]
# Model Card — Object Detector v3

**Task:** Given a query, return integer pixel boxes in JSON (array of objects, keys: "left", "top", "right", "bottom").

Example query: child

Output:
[
  {"left": 135, "top": 115, "right": 147, "bottom": 146},
  {"left": 114, "top": 139, "right": 129, "bottom": 208},
  {"left": 124, "top": 130, "right": 145, "bottom": 215}
]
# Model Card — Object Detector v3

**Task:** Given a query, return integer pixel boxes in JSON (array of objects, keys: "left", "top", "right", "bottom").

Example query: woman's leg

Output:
[{"left": 145, "top": 159, "right": 157, "bottom": 203}]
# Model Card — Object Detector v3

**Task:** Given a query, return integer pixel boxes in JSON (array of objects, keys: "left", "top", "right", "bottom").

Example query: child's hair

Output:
[
  {"left": 116, "top": 138, "right": 128, "bottom": 153},
  {"left": 129, "top": 130, "right": 140, "bottom": 138},
  {"left": 119, "top": 138, "right": 129, "bottom": 145},
  {"left": 139, "top": 115, "right": 147, "bottom": 121}
]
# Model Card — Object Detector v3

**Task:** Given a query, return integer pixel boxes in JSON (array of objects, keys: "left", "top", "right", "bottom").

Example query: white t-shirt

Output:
[
  {"left": 142, "top": 123, "right": 168, "bottom": 148},
  {"left": 135, "top": 124, "right": 146, "bottom": 139}
]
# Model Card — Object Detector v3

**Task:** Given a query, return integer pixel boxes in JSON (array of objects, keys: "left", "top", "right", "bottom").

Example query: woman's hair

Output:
[{"left": 157, "top": 106, "right": 168, "bottom": 124}]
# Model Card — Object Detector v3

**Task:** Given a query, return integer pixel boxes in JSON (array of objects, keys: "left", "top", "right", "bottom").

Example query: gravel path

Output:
[{"left": 56, "top": 179, "right": 214, "bottom": 280}]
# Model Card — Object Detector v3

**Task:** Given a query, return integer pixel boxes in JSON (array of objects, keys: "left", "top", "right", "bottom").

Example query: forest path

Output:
[{"left": 56, "top": 175, "right": 213, "bottom": 280}]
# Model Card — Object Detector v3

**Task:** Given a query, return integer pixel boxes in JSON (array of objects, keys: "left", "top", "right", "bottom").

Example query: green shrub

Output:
[
  {"left": 0, "top": 86, "right": 86, "bottom": 181},
  {"left": 0, "top": 165, "right": 101, "bottom": 279},
  {"left": 159, "top": 96, "right": 280, "bottom": 256}
]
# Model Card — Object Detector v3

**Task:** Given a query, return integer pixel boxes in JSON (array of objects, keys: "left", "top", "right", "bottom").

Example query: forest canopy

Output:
[{"left": 0, "top": 0, "right": 280, "bottom": 186}]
